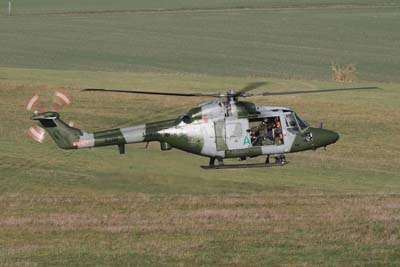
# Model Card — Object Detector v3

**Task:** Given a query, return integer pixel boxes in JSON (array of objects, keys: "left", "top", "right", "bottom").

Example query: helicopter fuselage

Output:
[
  {"left": 145, "top": 100, "right": 339, "bottom": 159},
  {"left": 32, "top": 99, "right": 339, "bottom": 162}
]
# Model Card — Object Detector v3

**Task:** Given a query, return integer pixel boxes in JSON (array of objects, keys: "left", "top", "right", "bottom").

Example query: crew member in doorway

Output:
[{"left": 274, "top": 119, "right": 283, "bottom": 145}]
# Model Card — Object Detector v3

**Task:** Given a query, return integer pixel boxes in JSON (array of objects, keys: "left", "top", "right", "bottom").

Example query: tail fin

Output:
[{"left": 31, "top": 111, "right": 93, "bottom": 149}]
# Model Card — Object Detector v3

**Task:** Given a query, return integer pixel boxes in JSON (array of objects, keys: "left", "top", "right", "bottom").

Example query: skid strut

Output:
[{"left": 202, "top": 156, "right": 288, "bottom": 169}]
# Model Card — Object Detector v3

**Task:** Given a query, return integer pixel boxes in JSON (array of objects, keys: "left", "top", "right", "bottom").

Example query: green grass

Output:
[
  {"left": 1, "top": 67, "right": 399, "bottom": 266},
  {"left": 3, "top": 0, "right": 399, "bottom": 14},
  {"left": 1, "top": 2, "right": 400, "bottom": 82},
  {"left": 1, "top": 1, "right": 400, "bottom": 266}
]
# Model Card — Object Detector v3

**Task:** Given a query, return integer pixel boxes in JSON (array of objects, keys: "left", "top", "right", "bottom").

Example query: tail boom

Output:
[{"left": 32, "top": 112, "right": 147, "bottom": 149}]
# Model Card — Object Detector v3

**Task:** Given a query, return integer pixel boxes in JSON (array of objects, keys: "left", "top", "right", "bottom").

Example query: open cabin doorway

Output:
[{"left": 248, "top": 116, "right": 284, "bottom": 147}]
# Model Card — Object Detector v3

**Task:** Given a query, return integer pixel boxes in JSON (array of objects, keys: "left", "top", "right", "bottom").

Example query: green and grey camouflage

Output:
[{"left": 32, "top": 95, "right": 339, "bottom": 167}]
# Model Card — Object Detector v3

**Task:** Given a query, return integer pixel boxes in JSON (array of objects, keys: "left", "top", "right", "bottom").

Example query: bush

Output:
[{"left": 331, "top": 62, "right": 356, "bottom": 82}]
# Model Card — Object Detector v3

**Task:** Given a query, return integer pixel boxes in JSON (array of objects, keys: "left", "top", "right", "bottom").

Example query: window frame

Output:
[
  {"left": 294, "top": 112, "right": 309, "bottom": 132},
  {"left": 285, "top": 113, "right": 300, "bottom": 133}
]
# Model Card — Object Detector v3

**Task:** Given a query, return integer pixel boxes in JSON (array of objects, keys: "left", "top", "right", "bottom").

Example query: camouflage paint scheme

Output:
[{"left": 32, "top": 99, "right": 339, "bottom": 161}]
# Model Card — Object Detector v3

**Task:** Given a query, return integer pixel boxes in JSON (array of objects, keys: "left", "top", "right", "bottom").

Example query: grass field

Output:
[
  {"left": 3, "top": 0, "right": 399, "bottom": 14},
  {"left": 1, "top": 1, "right": 400, "bottom": 82},
  {"left": 1, "top": 1, "right": 400, "bottom": 266}
]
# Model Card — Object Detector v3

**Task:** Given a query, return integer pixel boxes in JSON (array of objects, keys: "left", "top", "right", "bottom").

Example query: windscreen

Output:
[
  {"left": 285, "top": 112, "right": 309, "bottom": 132},
  {"left": 294, "top": 113, "right": 309, "bottom": 130}
]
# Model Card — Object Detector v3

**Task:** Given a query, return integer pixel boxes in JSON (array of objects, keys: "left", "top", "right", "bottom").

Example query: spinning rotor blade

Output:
[
  {"left": 25, "top": 89, "right": 73, "bottom": 113},
  {"left": 26, "top": 125, "right": 46, "bottom": 143},
  {"left": 237, "top": 82, "right": 267, "bottom": 95},
  {"left": 24, "top": 94, "right": 47, "bottom": 113},
  {"left": 249, "top": 86, "right": 379, "bottom": 97},
  {"left": 82, "top": 88, "right": 220, "bottom": 97},
  {"left": 82, "top": 86, "right": 379, "bottom": 100},
  {"left": 24, "top": 94, "right": 42, "bottom": 112},
  {"left": 53, "top": 89, "right": 73, "bottom": 108}
]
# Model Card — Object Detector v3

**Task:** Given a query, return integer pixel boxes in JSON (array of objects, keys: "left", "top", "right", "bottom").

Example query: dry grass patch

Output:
[{"left": 331, "top": 63, "right": 356, "bottom": 82}]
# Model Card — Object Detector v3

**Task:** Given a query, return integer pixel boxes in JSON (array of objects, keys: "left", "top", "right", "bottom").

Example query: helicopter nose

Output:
[
  {"left": 327, "top": 130, "right": 339, "bottom": 144},
  {"left": 311, "top": 128, "right": 339, "bottom": 148}
]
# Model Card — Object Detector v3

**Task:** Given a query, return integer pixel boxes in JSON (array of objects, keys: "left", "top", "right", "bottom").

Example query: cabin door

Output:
[{"left": 225, "top": 119, "right": 251, "bottom": 150}]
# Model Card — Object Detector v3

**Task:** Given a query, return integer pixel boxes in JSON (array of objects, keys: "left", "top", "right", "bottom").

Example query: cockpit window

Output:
[
  {"left": 294, "top": 113, "right": 309, "bottom": 130},
  {"left": 285, "top": 112, "right": 309, "bottom": 132},
  {"left": 285, "top": 113, "right": 299, "bottom": 132}
]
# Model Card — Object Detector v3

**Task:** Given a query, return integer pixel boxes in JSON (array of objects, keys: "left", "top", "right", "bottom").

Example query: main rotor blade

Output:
[
  {"left": 250, "top": 86, "right": 379, "bottom": 96},
  {"left": 237, "top": 82, "right": 267, "bottom": 95},
  {"left": 82, "top": 88, "right": 220, "bottom": 97}
]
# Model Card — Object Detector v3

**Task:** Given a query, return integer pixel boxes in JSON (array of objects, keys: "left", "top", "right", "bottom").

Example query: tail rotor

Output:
[{"left": 24, "top": 89, "right": 75, "bottom": 143}]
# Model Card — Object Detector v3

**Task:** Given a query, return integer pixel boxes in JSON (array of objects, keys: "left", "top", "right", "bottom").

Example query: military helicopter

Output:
[{"left": 27, "top": 83, "right": 377, "bottom": 169}]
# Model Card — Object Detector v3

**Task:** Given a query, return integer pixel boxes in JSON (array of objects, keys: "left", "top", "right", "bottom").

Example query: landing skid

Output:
[{"left": 201, "top": 161, "right": 288, "bottom": 170}]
